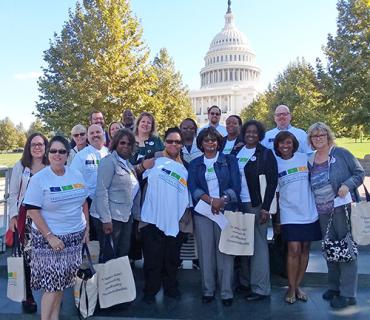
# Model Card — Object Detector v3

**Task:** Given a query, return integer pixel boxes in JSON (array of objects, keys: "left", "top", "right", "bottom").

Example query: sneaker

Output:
[
  {"left": 322, "top": 289, "right": 340, "bottom": 301},
  {"left": 330, "top": 295, "right": 357, "bottom": 309},
  {"left": 22, "top": 298, "right": 37, "bottom": 314}
]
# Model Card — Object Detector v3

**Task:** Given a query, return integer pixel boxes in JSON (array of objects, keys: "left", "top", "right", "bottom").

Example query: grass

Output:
[
  {"left": 0, "top": 137, "right": 368, "bottom": 169},
  {"left": 0, "top": 153, "right": 21, "bottom": 168}
]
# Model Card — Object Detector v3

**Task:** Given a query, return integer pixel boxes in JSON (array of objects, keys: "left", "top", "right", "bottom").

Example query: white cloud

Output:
[{"left": 13, "top": 71, "right": 42, "bottom": 80}]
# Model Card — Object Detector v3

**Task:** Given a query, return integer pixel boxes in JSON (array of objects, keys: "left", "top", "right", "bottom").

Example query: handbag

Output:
[
  {"left": 219, "top": 211, "right": 255, "bottom": 256},
  {"left": 351, "top": 185, "right": 370, "bottom": 245},
  {"left": 94, "top": 236, "right": 136, "bottom": 308},
  {"left": 74, "top": 243, "right": 98, "bottom": 319},
  {"left": 7, "top": 230, "right": 26, "bottom": 302},
  {"left": 322, "top": 205, "right": 358, "bottom": 262}
]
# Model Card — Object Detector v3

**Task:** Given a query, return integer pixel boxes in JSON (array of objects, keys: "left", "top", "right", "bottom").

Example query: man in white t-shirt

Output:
[
  {"left": 199, "top": 105, "right": 227, "bottom": 137},
  {"left": 262, "top": 105, "right": 311, "bottom": 154},
  {"left": 70, "top": 124, "right": 109, "bottom": 239}
]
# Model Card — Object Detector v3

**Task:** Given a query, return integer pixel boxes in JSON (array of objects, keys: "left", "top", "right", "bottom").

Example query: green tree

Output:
[
  {"left": 147, "top": 48, "right": 195, "bottom": 135},
  {"left": 0, "top": 118, "right": 19, "bottom": 151},
  {"left": 324, "top": 0, "right": 370, "bottom": 132},
  {"left": 27, "top": 119, "right": 51, "bottom": 138},
  {"left": 36, "top": 0, "right": 153, "bottom": 134},
  {"left": 15, "top": 123, "right": 26, "bottom": 148}
]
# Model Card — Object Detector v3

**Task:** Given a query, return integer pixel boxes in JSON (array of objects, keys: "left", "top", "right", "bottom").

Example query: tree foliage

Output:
[
  {"left": 36, "top": 0, "right": 153, "bottom": 134},
  {"left": 0, "top": 118, "right": 25, "bottom": 151},
  {"left": 323, "top": 0, "right": 370, "bottom": 132}
]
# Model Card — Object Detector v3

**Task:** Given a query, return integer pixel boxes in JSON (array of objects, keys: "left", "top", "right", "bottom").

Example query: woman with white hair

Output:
[{"left": 67, "top": 124, "right": 87, "bottom": 165}]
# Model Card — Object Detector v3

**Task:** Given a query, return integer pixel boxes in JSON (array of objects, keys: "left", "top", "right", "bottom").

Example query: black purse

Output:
[{"left": 322, "top": 205, "right": 358, "bottom": 262}]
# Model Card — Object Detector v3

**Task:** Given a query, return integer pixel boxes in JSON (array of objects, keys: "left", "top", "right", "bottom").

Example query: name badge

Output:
[{"left": 250, "top": 156, "right": 257, "bottom": 162}]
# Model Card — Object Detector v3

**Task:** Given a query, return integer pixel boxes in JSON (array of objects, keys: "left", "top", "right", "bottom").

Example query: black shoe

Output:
[
  {"left": 245, "top": 292, "right": 268, "bottom": 301},
  {"left": 202, "top": 295, "right": 215, "bottom": 304},
  {"left": 142, "top": 294, "right": 156, "bottom": 305},
  {"left": 22, "top": 298, "right": 37, "bottom": 314},
  {"left": 235, "top": 285, "right": 251, "bottom": 294},
  {"left": 222, "top": 298, "right": 233, "bottom": 307},
  {"left": 322, "top": 289, "right": 340, "bottom": 301},
  {"left": 164, "top": 288, "right": 181, "bottom": 300},
  {"left": 330, "top": 296, "right": 357, "bottom": 309}
]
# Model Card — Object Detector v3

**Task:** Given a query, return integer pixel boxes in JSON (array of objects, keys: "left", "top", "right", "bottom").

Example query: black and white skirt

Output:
[{"left": 30, "top": 228, "right": 84, "bottom": 292}]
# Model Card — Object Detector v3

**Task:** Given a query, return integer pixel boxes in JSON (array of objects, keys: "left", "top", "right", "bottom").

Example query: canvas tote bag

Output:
[
  {"left": 95, "top": 236, "right": 136, "bottom": 308},
  {"left": 351, "top": 185, "right": 370, "bottom": 245},
  {"left": 7, "top": 231, "right": 26, "bottom": 302},
  {"left": 219, "top": 211, "right": 255, "bottom": 256},
  {"left": 74, "top": 244, "right": 98, "bottom": 319}
]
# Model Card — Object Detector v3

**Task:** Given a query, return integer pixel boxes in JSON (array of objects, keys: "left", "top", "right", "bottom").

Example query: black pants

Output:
[
  {"left": 87, "top": 197, "right": 98, "bottom": 241},
  {"left": 141, "top": 224, "right": 185, "bottom": 296}
]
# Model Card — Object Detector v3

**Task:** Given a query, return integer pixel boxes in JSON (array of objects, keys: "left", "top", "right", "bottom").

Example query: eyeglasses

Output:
[
  {"left": 165, "top": 139, "right": 182, "bottom": 145},
  {"left": 275, "top": 112, "right": 290, "bottom": 117},
  {"left": 31, "top": 143, "right": 44, "bottom": 148},
  {"left": 73, "top": 132, "right": 86, "bottom": 138},
  {"left": 119, "top": 141, "right": 133, "bottom": 146},
  {"left": 49, "top": 149, "right": 67, "bottom": 155},
  {"left": 311, "top": 134, "right": 327, "bottom": 139},
  {"left": 210, "top": 112, "right": 221, "bottom": 116}
]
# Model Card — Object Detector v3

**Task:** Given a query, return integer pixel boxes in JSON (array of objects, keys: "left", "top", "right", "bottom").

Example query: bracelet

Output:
[
  {"left": 45, "top": 231, "right": 53, "bottom": 240},
  {"left": 210, "top": 197, "right": 214, "bottom": 206}
]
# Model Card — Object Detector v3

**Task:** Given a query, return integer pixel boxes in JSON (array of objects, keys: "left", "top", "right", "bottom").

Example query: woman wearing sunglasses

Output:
[
  {"left": 8, "top": 132, "right": 48, "bottom": 313},
  {"left": 67, "top": 124, "right": 87, "bottom": 165},
  {"left": 23, "top": 136, "right": 89, "bottom": 320},
  {"left": 93, "top": 129, "right": 141, "bottom": 260},
  {"left": 140, "top": 127, "right": 189, "bottom": 304},
  {"left": 188, "top": 127, "right": 240, "bottom": 306}
]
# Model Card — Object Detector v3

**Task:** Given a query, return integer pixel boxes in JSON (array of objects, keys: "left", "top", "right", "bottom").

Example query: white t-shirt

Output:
[
  {"left": 262, "top": 126, "right": 311, "bottom": 154},
  {"left": 236, "top": 147, "right": 256, "bottom": 202},
  {"left": 141, "top": 157, "right": 189, "bottom": 237},
  {"left": 204, "top": 152, "right": 220, "bottom": 198},
  {"left": 276, "top": 152, "right": 318, "bottom": 225},
  {"left": 199, "top": 123, "right": 227, "bottom": 137},
  {"left": 222, "top": 139, "right": 237, "bottom": 155},
  {"left": 23, "top": 166, "right": 87, "bottom": 235},
  {"left": 70, "top": 144, "right": 109, "bottom": 198}
]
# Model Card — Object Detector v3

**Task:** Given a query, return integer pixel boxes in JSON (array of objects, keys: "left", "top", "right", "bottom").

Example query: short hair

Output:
[
  {"left": 227, "top": 115, "right": 242, "bottom": 126},
  {"left": 21, "top": 133, "right": 49, "bottom": 168},
  {"left": 47, "top": 135, "right": 71, "bottom": 156},
  {"left": 196, "top": 127, "right": 223, "bottom": 152},
  {"left": 307, "top": 122, "right": 335, "bottom": 149},
  {"left": 180, "top": 118, "right": 198, "bottom": 132},
  {"left": 109, "top": 128, "right": 136, "bottom": 153},
  {"left": 134, "top": 112, "right": 157, "bottom": 137},
  {"left": 273, "top": 131, "right": 299, "bottom": 157},
  {"left": 208, "top": 105, "right": 221, "bottom": 114},
  {"left": 164, "top": 127, "right": 182, "bottom": 140},
  {"left": 89, "top": 110, "right": 103, "bottom": 122},
  {"left": 240, "top": 120, "right": 266, "bottom": 142},
  {"left": 108, "top": 121, "right": 124, "bottom": 139},
  {"left": 71, "top": 124, "right": 86, "bottom": 136},
  {"left": 275, "top": 104, "right": 290, "bottom": 113}
]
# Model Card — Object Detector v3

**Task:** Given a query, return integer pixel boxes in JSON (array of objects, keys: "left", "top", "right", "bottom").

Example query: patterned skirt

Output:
[{"left": 30, "top": 228, "right": 84, "bottom": 292}]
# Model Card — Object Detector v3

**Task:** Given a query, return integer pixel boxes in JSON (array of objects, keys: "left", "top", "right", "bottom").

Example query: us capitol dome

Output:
[{"left": 189, "top": 0, "right": 261, "bottom": 124}]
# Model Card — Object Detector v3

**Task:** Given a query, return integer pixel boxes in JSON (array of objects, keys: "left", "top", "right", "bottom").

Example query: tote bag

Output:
[
  {"left": 351, "top": 185, "right": 370, "bottom": 245},
  {"left": 219, "top": 211, "right": 255, "bottom": 256},
  {"left": 95, "top": 236, "right": 136, "bottom": 308},
  {"left": 7, "top": 231, "right": 26, "bottom": 302},
  {"left": 74, "top": 244, "right": 98, "bottom": 319}
]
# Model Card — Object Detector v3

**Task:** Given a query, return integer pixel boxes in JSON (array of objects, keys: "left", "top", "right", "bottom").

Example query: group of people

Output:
[{"left": 8, "top": 104, "right": 364, "bottom": 319}]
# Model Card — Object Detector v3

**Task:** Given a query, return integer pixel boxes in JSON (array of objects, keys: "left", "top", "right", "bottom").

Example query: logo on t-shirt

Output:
[
  {"left": 49, "top": 183, "right": 86, "bottom": 202},
  {"left": 85, "top": 160, "right": 100, "bottom": 165},
  {"left": 161, "top": 168, "right": 187, "bottom": 187}
]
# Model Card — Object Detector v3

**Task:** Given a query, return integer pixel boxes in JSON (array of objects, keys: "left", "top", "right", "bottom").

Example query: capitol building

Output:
[{"left": 189, "top": 1, "right": 261, "bottom": 125}]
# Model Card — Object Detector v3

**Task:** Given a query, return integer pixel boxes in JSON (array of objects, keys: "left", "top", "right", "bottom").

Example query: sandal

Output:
[
  {"left": 296, "top": 289, "right": 308, "bottom": 302},
  {"left": 285, "top": 292, "right": 296, "bottom": 304}
]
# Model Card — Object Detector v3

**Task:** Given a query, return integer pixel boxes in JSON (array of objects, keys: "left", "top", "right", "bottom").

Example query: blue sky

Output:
[{"left": 0, "top": 0, "right": 338, "bottom": 129}]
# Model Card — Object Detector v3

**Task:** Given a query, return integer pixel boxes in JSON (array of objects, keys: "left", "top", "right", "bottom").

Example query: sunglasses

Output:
[
  {"left": 73, "top": 132, "right": 86, "bottom": 138},
  {"left": 119, "top": 141, "right": 133, "bottom": 146},
  {"left": 210, "top": 112, "right": 221, "bottom": 116},
  {"left": 49, "top": 149, "right": 67, "bottom": 155},
  {"left": 165, "top": 139, "right": 182, "bottom": 145}
]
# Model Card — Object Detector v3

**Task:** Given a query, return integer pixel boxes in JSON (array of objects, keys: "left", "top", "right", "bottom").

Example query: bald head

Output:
[
  {"left": 88, "top": 124, "right": 105, "bottom": 149},
  {"left": 274, "top": 104, "right": 292, "bottom": 130}
]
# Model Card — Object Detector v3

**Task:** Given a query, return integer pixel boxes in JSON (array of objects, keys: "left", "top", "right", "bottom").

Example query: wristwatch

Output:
[{"left": 222, "top": 194, "right": 228, "bottom": 204}]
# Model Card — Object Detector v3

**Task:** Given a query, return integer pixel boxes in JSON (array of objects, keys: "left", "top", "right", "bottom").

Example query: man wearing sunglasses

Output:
[
  {"left": 70, "top": 124, "right": 109, "bottom": 240},
  {"left": 262, "top": 104, "right": 311, "bottom": 154},
  {"left": 199, "top": 105, "right": 227, "bottom": 137}
]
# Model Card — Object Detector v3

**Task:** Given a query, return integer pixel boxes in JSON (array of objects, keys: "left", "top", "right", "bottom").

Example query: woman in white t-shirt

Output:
[
  {"left": 23, "top": 136, "right": 89, "bottom": 320},
  {"left": 274, "top": 131, "right": 321, "bottom": 304}
]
